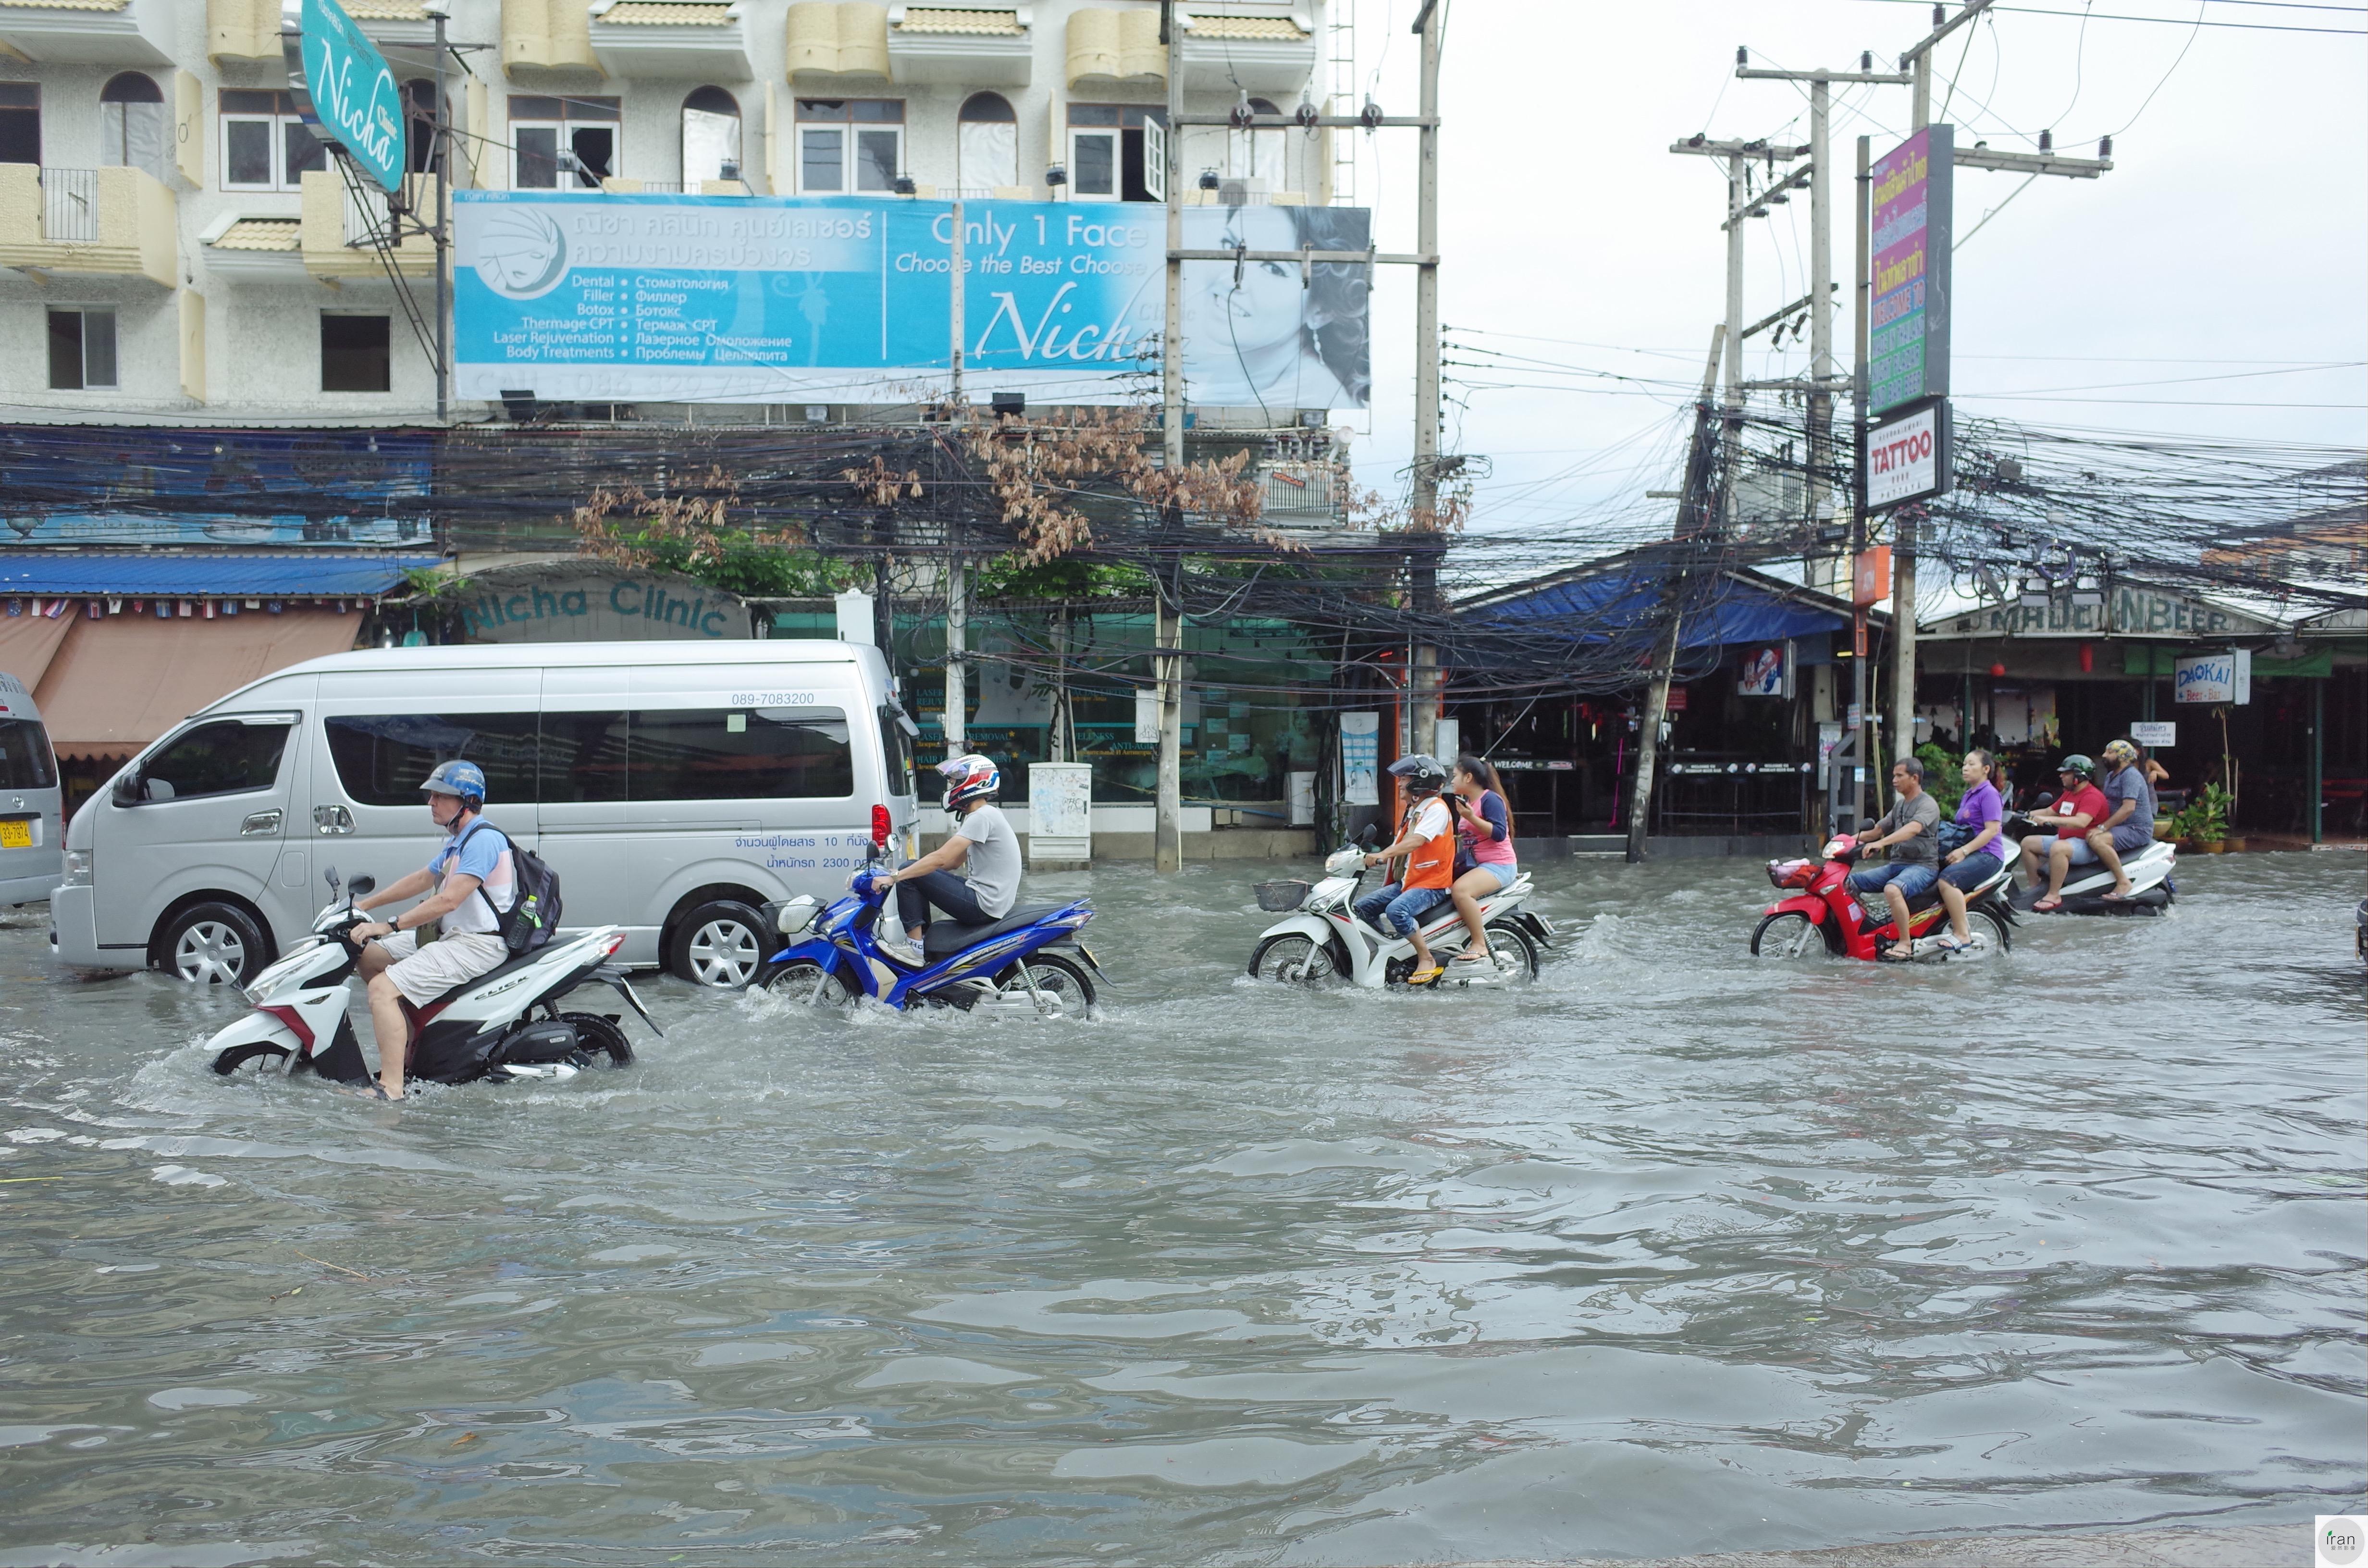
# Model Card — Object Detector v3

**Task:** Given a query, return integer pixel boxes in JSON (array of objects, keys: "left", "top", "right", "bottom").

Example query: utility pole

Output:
[
  {"left": 1408, "top": 0, "right": 1443, "bottom": 761},
  {"left": 1154, "top": 0, "right": 1184, "bottom": 872},
  {"left": 1852, "top": 133, "right": 1873, "bottom": 824},
  {"left": 944, "top": 532, "right": 966, "bottom": 760},
  {"left": 429, "top": 0, "right": 449, "bottom": 424}
]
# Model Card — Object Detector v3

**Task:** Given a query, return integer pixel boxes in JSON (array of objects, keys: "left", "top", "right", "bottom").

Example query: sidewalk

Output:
[{"left": 1443, "top": 1519, "right": 2307, "bottom": 1568}]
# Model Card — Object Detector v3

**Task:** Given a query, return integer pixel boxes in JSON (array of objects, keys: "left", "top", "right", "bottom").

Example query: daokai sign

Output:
[
  {"left": 1927, "top": 583, "right": 2275, "bottom": 641},
  {"left": 283, "top": 0, "right": 404, "bottom": 196}
]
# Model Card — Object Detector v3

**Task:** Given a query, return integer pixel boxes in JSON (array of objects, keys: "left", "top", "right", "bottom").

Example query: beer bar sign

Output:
[
  {"left": 1870, "top": 125, "right": 1953, "bottom": 415},
  {"left": 1866, "top": 396, "right": 1951, "bottom": 509}
]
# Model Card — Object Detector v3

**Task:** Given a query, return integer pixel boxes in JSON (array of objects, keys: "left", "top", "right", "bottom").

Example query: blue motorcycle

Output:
[{"left": 753, "top": 851, "right": 1100, "bottom": 1017}]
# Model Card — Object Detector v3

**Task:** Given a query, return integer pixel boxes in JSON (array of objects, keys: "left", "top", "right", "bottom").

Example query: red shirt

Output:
[{"left": 2054, "top": 784, "right": 2109, "bottom": 838}]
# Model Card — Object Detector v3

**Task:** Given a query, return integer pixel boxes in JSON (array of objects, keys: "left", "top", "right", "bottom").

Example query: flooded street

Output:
[{"left": 0, "top": 853, "right": 2360, "bottom": 1567}]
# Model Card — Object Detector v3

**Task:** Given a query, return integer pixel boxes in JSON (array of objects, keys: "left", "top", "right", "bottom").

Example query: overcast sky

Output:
[{"left": 1333, "top": 0, "right": 2368, "bottom": 549}]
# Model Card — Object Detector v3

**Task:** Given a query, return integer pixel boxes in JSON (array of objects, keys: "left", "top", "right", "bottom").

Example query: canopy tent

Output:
[
  {"left": 0, "top": 610, "right": 76, "bottom": 691},
  {"left": 33, "top": 610, "right": 360, "bottom": 756}
]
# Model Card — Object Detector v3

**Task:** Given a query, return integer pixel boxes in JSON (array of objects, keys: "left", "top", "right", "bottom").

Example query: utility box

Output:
[{"left": 1028, "top": 762, "right": 1092, "bottom": 868}]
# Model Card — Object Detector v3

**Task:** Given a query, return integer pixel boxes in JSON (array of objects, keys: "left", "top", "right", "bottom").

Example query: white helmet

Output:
[{"left": 938, "top": 753, "right": 1000, "bottom": 809}]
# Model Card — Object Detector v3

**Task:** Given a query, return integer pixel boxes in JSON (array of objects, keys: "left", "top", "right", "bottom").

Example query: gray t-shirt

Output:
[
  {"left": 954, "top": 802, "right": 1022, "bottom": 919},
  {"left": 1872, "top": 790, "right": 1942, "bottom": 866},
  {"left": 2100, "top": 764, "right": 2157, "bottom": 851}
]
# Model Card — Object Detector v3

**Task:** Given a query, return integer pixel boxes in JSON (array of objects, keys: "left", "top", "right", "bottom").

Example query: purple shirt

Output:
[{"left": 1956, "top": 779, "right": 2004, "bottom": 861}]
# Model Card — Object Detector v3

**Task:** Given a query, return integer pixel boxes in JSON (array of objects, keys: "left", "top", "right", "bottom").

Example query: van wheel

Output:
[
  {"left": 670, "top": 900, "right": 767, "bottom": 989},
  {"left": 158, "top": 902, "right": 268, "bottom": 985}
]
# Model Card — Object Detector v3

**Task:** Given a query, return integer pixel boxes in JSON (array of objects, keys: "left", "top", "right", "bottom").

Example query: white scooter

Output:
[
  {"left": 206, "top": 867, "right": 661, "bottom": 1088},
  {"left": 2002, "top": 802, "right": 2178, "bottom": 915},
  {"left": 1248, "top": 834, "right": 1556, "bottom": 988}
]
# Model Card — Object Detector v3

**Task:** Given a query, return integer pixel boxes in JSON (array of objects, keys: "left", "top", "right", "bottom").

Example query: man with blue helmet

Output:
[
  {"left": 869, "top": 753, "right": 1021, "bottom": 964},
  {"left": 348, "top": 760, "right": 518, "bottom": 1098}
]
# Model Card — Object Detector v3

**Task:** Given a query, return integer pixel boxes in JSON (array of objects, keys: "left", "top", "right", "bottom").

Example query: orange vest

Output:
[{"left": 1403, "top": 798, "right": 1455, "bottom": 890}]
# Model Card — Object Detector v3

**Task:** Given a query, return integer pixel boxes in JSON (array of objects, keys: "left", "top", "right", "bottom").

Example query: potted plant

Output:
[{"left": 2172, "top": 784, "right": 2233, "bottom": 852}]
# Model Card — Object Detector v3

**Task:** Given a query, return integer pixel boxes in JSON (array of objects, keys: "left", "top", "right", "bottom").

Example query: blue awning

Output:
[
  {"left": 1458, "top": 562, "right": 1862, "bottom": 651},
  {"left": 0, "top": 553, "right": 442, "bottom": 598}
]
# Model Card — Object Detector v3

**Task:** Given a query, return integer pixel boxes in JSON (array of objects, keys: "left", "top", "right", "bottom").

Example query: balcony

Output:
[
  {"left": 589, "top": 0, "right": 752, "bottom": 78},
  {"left": 300, "top": 170, "right": 438, "bottom": 281},
  {"left": 0, "top": 0, "right": 172, "bottom": 64},
  {"left": 1065, "top": 5, "right": 1162, "bottom": 89},
  {"left": 1180, "top": 11, "right": 1315, "bottom": 94},
  {"left": 1259, "top": 461, "right": 1340, "bottom": 526},
  {"left": 504, "top": 0, "right": 600, "bottom": 74},
  {"left": 0, "top": 165, "right": 175, "bottom": 284},
  {"left": 888, "top": 5, "right": 1031, "bottom": 86},
  {"left": 787, "top": 1, "right": 889, "bottom": 82}
]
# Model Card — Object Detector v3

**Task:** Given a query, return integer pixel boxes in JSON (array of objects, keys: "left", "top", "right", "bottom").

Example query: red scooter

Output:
[{"left": 1751, "top": 834, "right": 2014, "bottom": 961}]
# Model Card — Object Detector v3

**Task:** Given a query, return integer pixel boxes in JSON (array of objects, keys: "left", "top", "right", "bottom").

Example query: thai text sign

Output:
[
  {"left": 2174, "top": 649, "right": 2251, "bottom": 705},
  {"left": 284, "top": 0, "right": 403, "bottom": 195},
  {"left": 1866, "top": 396, "right": 1950, "bottom": 509},
  {"left": 1869, "top": 125, "right": 1952, "bottom": 416},
  {"left": 453, "top": 193, "right": 1372, "bottom": 406}
]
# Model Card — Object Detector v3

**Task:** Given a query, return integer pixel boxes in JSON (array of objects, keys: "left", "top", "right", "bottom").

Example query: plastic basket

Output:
[{"left": 1253, "top": 879, "right": 1311, "bottom": 912}]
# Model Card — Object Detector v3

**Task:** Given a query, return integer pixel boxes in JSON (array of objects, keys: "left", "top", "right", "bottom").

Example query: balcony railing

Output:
[
  {"left": 1262, "top": 462, "right": 1338, "bottom": 520},
  {"left": 42, "top": 168, "right": 99, "bottom": 243},
  {"left": 0, "top": 164, "right": 176, "bottom": 284}
]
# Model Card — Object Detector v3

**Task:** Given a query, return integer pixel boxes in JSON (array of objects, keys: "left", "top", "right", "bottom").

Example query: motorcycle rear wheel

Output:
[
  {"left": 557, "top": 1012, "right": 635, "bottom": 1068},
  {"left": 1751, "top": 910, "right": 1826, "bottom": 958},
  {"left": 761, "top": 959, "right": 853, "bottom": 1007},
  {"left": 211, "top": 1041, "right": 293, "bottom": 1077},
  {"left": 1011, "top": 953, "right": 1096, "bottom": 1017},
  {"left": 1480, "top": 920, "right": 1541, "bottom": 981},
  {"left": 1249, "top": 932, "right": 1339, "bottom": 985},
  {"left": 1963, "top": 906, "right": 2011, "bottom": 955}
]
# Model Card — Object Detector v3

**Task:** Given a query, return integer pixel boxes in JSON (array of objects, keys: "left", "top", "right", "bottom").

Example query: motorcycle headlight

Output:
[{"left": 61, "top": 850, "right": 92, "bottom": 888}]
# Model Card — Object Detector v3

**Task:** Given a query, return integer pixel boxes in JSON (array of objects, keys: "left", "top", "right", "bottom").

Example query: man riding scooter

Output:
[{"left": 1352, "top": 754, "right": 1457, "bottom": 985}]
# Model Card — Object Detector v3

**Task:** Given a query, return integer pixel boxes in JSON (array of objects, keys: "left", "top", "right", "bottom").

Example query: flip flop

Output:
[
  {"left": 2032, "top": 898, "right": 2062, "bottom": 913},
  {"left": 1405, "top": 965, "right": 1445, "bottom": 986},
  {"left": 1452, "top": 949, "right": 1492, "bottom": 964},
  {"left": 2099, "top": 890, "right": 2133, "bottom": 903}
]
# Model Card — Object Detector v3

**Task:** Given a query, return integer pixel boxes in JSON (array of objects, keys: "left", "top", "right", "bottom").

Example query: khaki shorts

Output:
[{"left": 376, "top": 929, "right": 508, "bottom": 1007}]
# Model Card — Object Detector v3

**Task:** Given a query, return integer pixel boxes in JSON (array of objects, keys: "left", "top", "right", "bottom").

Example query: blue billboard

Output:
[{"left": 453, "top": 192, "right": 1371, "bottom": 409}]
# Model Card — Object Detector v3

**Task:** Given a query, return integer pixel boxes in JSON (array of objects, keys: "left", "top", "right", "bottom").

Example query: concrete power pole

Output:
[
  {"left": 1408, "top": 0, "right": 1443, "bottom": 761},
  {"left": 1155, "top": 0, "right": 1185, "bottom": 872}
]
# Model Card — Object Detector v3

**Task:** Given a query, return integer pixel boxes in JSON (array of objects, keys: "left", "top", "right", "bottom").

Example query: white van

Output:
[
  {"left": 50, "top": 640, "right": 918, "bottom": 987},
  {"left": 0, "top": 672, "right": 63, "bottom": 907}
]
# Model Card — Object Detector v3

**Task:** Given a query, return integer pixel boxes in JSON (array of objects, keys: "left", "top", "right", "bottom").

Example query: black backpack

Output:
[{"left": 453, "top": 819, "right": 562, "bottom": 955}]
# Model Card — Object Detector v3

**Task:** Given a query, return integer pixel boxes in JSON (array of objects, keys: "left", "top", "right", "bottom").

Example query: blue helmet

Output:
[{"left": 420, "top": 759, "right": 488, "bottom": 806}]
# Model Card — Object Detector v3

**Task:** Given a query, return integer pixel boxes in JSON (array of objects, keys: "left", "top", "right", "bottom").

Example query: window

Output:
[
  {"left": 133, "top": 721, "right": 291, "bottom": 803},
  {"left": 222, "top": 89, "right": 327, "bottom": 191},
  {"left": 795, "top": 99, "right": 902, "bottom": 194},
  {"left": 540, "top": 710, "right": 627, "bottom": 804},
  {"left": 630, "top": 708, "right": 853, "bottom": 801},
  {"left": 47, "top": 308, "right": 115, "bottom": 391},
  {"left": 1229, "top": 97, "right": 1285, "bottom": 186},
  {"left": 876, "top": 705, "right": 913, "bottom": 799},
  {"left": 321, "top": 314, "right": 391, "bottom": 393},
  {"left": 324, "top": 713, "right": 539, "bottom": 808},
  {"left": 0, "top": 81, "right": 41, "bottom": 166},
  {"left": 99, "top": 72, "right": 167, "bottom": 182},
  {"left": 1066, "top": 104, "right": 1164, "bottom": 202},
  {"left": 0, "top": 719, "right": 56, "bottom": 792},
  {"left": 511, "top": 94, "right": 618, "bottom": 189},
  {"left": 403, "top": 79, "right": 441, "bottom": 175},
  {"left": 957, "top": 91, "right": 1016, "bottom": 192},
  {"left": 681, "top": 86, "right": 740, "bottom": 185}
]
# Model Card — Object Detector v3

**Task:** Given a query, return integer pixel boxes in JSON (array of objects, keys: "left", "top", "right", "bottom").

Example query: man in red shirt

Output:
[{"left": 2017, "top": 754, "right": 2111, "bottom": 912}]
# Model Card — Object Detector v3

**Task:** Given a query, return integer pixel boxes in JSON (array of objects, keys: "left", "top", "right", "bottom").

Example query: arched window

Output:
[
  {"left": 681, "top": 86, "right": 740, "bottom": 185},
  {"left": 958, "top": 91, "right": 1016, "bottom": 194},
  {"left": 403, "top": 79, "right": 440, "bottom": 175},
  {"left": 99, "top": 72, "right": 167, "bottom": 182},
  {"left": 1230, "top": 95, "right": 1285, "bottom": 187}
]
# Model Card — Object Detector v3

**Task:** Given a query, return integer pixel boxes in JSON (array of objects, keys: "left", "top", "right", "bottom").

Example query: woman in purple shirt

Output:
[{"left": 1934, "top": 748, "right": 2005, "bottom": 952}]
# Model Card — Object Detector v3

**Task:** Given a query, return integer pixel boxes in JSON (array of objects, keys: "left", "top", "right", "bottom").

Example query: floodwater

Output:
[{"left": 0, "top": 853, "right": 2360, "bottom": 1568}]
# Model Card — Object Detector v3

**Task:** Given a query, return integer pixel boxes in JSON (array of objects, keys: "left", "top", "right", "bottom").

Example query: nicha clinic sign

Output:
[{"left": 282, "top": 0, "right": 404, "bottom": 196}]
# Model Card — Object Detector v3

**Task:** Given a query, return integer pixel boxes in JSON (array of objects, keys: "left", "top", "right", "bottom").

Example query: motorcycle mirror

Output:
[
  {"left": 1357, "top": 824, "right": 1381, "bottom": 848},
  {"left": 323, "top": 865, "right": 340, "bottom": 892},
  {"left": 347, "top": 874, "right": 376, "bottom": 897},
  {"left": 2032, "top": 791, "right": 2057, "bottom": 809}
]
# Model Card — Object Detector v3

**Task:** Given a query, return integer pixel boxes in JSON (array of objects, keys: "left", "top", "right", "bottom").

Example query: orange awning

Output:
[
  {"left": 35, "top": 610, "right": 361, "bottom": 755},
  {"left": 0, "top": 609, "right": 77, "bottom": 691}
]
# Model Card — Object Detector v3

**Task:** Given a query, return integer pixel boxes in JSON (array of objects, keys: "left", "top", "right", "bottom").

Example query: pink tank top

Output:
[{"left": 1459, "top": 789, "right": 1517, "bottom": 866}]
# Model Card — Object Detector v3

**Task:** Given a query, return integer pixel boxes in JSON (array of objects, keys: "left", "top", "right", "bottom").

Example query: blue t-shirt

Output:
[
  {"left": 2100, "top": 764, "right": 2157, "bottom": 852},
  {"left": 426, "top": 821, "right": 516, "bottom": 936},
  {"left": 1955, "top": 779, "right": 2004, "bottom": 861}
]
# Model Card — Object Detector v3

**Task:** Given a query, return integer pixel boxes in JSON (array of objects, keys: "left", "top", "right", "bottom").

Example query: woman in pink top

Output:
[{"left": 1446, "top": 755, "right": 1518, "bottom": 966}]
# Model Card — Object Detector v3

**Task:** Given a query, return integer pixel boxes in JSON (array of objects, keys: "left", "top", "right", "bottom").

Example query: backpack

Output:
[{"left": 452, "top": 820, "right": 562, "bottom": 955}]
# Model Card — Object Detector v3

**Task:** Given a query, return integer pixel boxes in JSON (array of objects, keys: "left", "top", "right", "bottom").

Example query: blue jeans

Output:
[
  {"left": 894, "top": 867, "right": 990, "bottom": 932},
  {"left": 1848, "top": 861, "right": 1938, "bottom": 900},
  {"left": 1353, "top": 881, "right": 1450, "bottom": 936}
]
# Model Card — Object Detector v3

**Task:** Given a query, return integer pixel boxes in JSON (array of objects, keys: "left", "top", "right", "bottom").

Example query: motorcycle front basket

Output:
[{"left": 1254, "top": 879, "right": 1312, "bottom": 912}]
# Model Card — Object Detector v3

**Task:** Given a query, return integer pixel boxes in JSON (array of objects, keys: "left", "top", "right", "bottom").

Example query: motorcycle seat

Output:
[
  {"left": 422, "top": 947, "right": 542, "bottom": 1010},
  {"left": 923, "top": 904, "right": 1070, "bottom": 958}
]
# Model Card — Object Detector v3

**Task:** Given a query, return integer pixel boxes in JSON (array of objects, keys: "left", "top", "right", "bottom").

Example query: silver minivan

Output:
[
  {"left": 50, "top": 640, "right": 918, "bottom": 986},
  {"left": 0, "top": 671, "right": 63, "bottom": 907}
]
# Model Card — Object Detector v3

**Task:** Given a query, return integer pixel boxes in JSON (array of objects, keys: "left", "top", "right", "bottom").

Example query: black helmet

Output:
[{"left": 1387, "top": 753, "right": 1449, "bottom": 794}]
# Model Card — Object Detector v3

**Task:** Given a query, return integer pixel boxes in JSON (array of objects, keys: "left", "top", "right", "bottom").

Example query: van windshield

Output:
[{"left": 0, "top": 719, "right": 55, "bottom": 791}]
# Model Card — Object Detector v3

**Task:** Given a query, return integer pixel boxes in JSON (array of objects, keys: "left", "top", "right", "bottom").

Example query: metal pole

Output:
[
  {"left": 1851, "top": 133, "right": 1873, "bottom": 826},
  {"left": 1808, "top": 77, "right": 1832, "bottom": 580},
  {"left": 1408, "top": 2, "right": 1443, "bottom": 760},
  {"left": 943, "top": 542, "right": 966, "bottom": 759},
  {"left": 2310, "top": 676, "right": 2324, "bottom": 845},
  {"left": 949, "top": 198, "right": 964, "bottom": 402},
  {"left": 432, "top": 5, "right": 448, "bottom": 424},
  {"left": 1154, "top": 0, "right": 1184, "bottom": 872}
]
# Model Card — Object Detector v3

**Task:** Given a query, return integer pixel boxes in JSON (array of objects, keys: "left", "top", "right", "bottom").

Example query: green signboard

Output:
[{"left": 282, "top": 0, "right": 404, "bottom": 195}]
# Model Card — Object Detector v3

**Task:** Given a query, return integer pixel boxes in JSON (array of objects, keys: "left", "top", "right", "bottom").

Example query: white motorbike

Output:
[
  {"left": 1248, "top": 839, "right": 1555, "bottom": 988},
  {"left": 206, "top": 867, "right": 660, "bottom": 1088},
  {"left": 2002, "top": 804, "right": 2177, "bottom": 915}
]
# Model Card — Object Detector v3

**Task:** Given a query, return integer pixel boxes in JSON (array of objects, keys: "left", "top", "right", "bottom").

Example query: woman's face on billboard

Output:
[{"left": 1208, "top": 207, "right": 1303, "bottom": 352}]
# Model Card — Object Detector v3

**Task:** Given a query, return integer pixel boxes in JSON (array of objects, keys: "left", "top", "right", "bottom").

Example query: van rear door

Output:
[{"left": 0, "top": 699, "right": 62, "bottom": 905}]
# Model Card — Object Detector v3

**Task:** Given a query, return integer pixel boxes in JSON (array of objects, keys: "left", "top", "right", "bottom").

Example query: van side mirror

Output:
[{"left": 111, "top": 773, "right": 139, "bottom": 807}]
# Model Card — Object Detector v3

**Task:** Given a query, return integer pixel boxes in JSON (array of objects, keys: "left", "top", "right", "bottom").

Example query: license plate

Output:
[{"left": 0, "top": 819, "right": 30, "bottom": 850}]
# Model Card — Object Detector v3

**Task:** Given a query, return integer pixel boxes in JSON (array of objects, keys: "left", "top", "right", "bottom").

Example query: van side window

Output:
[
  {"left": 876, "top": 705, "right": 913, "bottom": 798},
  {"left": 630, "top": 708, "right": 852, "bottom": 800},
  {"left": 323, "top": 713, "right": 539, "bottom": 806},
  {"left": 138, "top": 721, "right": 290, "bottom": 802},
  {"left": 0, "top": 719, "right": 56, "bottom": 790},
  {"left": 541, "top": 711, "right": 628, "bottom": 804}
]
